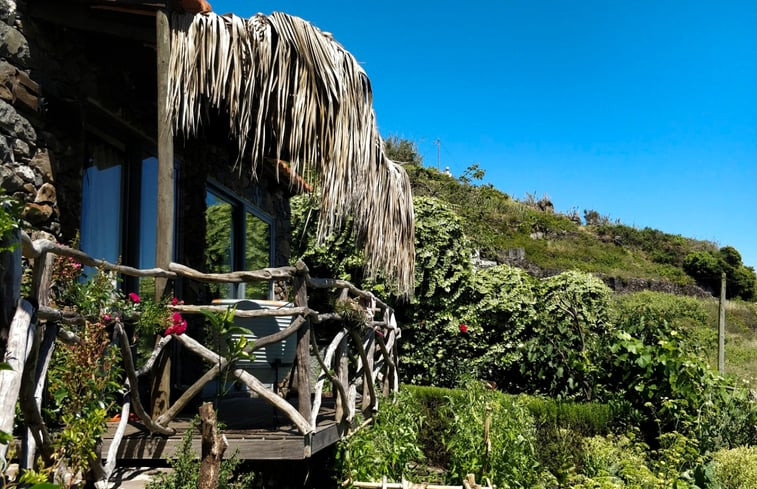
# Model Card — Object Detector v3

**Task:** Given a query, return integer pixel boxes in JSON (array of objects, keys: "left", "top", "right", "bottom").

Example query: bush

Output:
[
  {"left": 146, "top": 417, "right": 254, "bottom": 489},
  {"left": 400, "top": 197, "right": 474, "bottom": 386},
  {"left": 577, "top": 434, "right": 659, "bottom": 488},
  {"left": 525, "top": 397, "right": 624, "bottom": 438},
  {"left": 458, "top": 265, "right": 538, "bottom": 389},
  {"left": 521, "top": 271, "right": 613, "bottom": 400},
  {"left": 611, "top": 291, "right": 712, "bottom": 355},
  {"left": 336, "top": 390, "right": 425, "bottom": 484},
  {"left": 441, "top": 382, "right": 541, "bottom": 488},
  {"left": 711, "top": 446, "right": 757, "bottom": 489}
]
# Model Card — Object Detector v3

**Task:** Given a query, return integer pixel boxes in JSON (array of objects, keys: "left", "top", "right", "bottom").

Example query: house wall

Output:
[
  {"left": 0, "top": 0, "right": 58, "bottom": 241},
  {"left": 0, "top": 2, "right": 293, "bottom": 295}
]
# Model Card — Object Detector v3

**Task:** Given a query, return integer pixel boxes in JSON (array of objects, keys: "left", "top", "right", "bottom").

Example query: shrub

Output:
[
  {"left": 524, "top": 397, "right": 624, "bottom": 438},
  {"left": 441, "top": 382, "right": 541, "bottom": 488},
  {"left": 711, "top": 446, "right": 757, "bottom": 489},
  {"left": 336, "top": 390, "right": 425, "bottom": 484},
  {"left": 521, "top": 271, "right": 613, "bottom": 400},
  {"left": 578, "top": 434, "right": 659, "bottom": 488},
  {"left": 47, "top": 319, "right": 122, "bottom": 481},
  {"left": 400, "top": 197, "right": 474, "bottom": 386},
  {"left": 458, "top": 265, "right": 538, "bottom": 390},
  {"left": 146, "top": 416, "right": 254, "bottom": 489}
]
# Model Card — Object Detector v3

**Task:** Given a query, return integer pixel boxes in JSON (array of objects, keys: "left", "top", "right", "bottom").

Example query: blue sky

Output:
[{"left": 214, "top": 1, "right": 757, "bottom": 269}]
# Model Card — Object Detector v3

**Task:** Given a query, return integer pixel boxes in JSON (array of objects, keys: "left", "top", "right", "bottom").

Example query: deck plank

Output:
[{"left": 101, "top": 396, "right": 342, "bottom": 461}]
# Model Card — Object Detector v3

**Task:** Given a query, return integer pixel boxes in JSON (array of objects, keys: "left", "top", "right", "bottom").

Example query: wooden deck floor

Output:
[{"left": 102, "top": 396, "right": 344, "bottom": 461}]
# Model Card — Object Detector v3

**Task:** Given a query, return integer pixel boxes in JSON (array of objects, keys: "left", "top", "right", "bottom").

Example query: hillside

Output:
[{"left": 403, "top": 162, "right": 756, "bottom": 301}]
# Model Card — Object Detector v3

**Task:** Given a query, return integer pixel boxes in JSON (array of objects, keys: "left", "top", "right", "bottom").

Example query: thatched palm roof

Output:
[{"left": 166, "top": 11, "right": 414, "bottom": 296}]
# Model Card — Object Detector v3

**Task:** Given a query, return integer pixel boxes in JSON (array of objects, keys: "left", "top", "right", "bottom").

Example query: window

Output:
[
  {"left": 81, "top": 150, "right": 123, "bottom": 266},
  {"left": 80, "top": 141, "right": 162, "bottom": 296},
  {"left": 204, "top": 184, "right": 273, "bottom": 300}
]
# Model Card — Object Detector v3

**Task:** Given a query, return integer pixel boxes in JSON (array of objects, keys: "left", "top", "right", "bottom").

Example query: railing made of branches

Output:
[{"left": 0, "top": 231, "right": 400, "bottom": 488}]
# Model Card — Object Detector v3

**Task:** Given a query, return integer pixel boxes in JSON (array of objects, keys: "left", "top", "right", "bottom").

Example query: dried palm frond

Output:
[{"left": 166, "top": 11, "right": 415, "bottom": 296}]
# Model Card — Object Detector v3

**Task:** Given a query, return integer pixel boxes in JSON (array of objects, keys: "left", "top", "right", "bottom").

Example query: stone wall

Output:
[
  {"left": 0, "top": 0, "right": 59, "bottom": 239},
  {"left": 0, "top": 2, "right": 294, "bottom": 279}
]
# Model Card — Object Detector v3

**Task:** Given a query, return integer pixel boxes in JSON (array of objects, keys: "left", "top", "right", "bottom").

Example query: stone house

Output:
[{"left": 0, "top": 1, "right": 311, "bottom": 305}]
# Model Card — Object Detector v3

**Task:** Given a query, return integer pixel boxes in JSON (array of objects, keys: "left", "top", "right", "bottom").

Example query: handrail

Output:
[{"left": 7, "top": 230, "right": 401, "bottom": 484}]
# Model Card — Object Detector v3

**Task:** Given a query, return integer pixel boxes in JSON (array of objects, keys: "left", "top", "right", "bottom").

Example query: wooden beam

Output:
[
  {"left": 198, "top": 403, "right": 228, "bottom": 489},
  {"left": 28, "top": 1, "right": 155, "bottom": 43},
  {"left": 0, "top": 300, "right": 35, "bottom": 457},
  {"left": 293, "top": 262, "right": 312, "bottom": 423},
  {"left": 155, "top": 8, "right": 174, "bottom": 300},
  {"left": 718, "top": 272, "right": 726, "bottom": 374},
  {"left": 152, "top": 8, "right": 175, "bottom": 418}
]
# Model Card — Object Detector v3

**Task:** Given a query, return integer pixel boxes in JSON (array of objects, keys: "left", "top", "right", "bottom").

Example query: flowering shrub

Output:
[
  {"left": 165, "top": 312, "right": 188, "bottom": 336},
  {"left": 47, "top": 314, "right": 123, "bottom": 483}
]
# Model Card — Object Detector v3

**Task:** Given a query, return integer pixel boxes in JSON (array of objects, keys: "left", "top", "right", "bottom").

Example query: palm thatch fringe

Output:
[{"left": 166, "top": 11, "right": 414, "bottom": 296}]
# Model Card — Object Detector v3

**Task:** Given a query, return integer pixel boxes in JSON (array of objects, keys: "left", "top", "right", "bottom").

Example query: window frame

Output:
[{"left": 205, "top": 179, "right": 275, "bottom": 299}]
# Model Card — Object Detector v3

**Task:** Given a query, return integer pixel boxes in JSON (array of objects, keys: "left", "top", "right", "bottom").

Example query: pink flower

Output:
[
  {"left": 171, "top": 297, "right": 179, "bottom": 306},
  {"left": 128, "top": 292, "right": 140, "bottom": 303},
  {"left": 459, "top": 323, "right": 468, "bottom": 334},
  {"left": 102, "top": 313, "right": 112, "bottom": 322},
  {"left": 165, "top": 312, "right": 187, "bottom": 336}
]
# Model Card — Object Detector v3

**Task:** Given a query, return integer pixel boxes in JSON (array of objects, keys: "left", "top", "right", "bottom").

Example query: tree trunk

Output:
[{"left": 198, "top": 402, "right": 228, "bottom": 489}]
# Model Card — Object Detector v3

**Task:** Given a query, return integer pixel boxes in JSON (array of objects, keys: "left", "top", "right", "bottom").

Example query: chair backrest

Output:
[{"left": 213, "top": 299, "right": 296, "bottom": 384}]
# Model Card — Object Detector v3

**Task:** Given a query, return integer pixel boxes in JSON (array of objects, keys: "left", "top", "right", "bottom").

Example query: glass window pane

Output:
[
  {"left": 81, "top": 156, "right": 122, "bottom": 270},
  {"left": 244, "top": 211, "right": 271, "bottom": 299},
  {"left": 205, "top": 191, "right": 234, "bottom": 299},
  {"left": 138, "top": 157, "right": 158, "bottom": 298}
]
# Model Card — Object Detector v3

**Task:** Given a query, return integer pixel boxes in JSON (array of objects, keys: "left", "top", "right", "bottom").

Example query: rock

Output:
[
  {"left": 12, "top": 137, "right": 29, "bottom": 158},
  {"left": 0, "top": 164, "right": 23, "bottom": 192},
  {"left": 22, "top": 202, "right": 53, "bottom": 224},
  {"left": 0, "top": 99, "right": 36, "bottom": 141},
  {"left": 0, "top": 22, "right": 30, "bottom": 68},
  {"left": 0, "top": 133, "right": 12, "bottom": 163},
  {"left": 0, "top": 83, "right": 11, "bottom": 102},
  {"left": 0, "top": 0, "right": 17, "bottom": 24},
  {"left": 30, "top": 229, "right": 55, "bottom": 242},
  {"left": 34, "top": 182, "right": 56, "bottom": 204},
  {"left": 29, "top": 149, "right": 53, "bottom": 182},
  {"left": 15, "top": 164, "right": 34, "bottom": 182},
  {"left": 0, "top": 61, "right": 39, "bottom": 111}
]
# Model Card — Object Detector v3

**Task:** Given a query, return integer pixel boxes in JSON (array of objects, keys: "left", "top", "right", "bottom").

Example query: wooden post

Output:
[
  {"left": 22, "top": 251, "right": 54, "bottom": 466},
  {"left": 198, "top": 402, "right": 228, "bottom": 489},
  {"left": 0, "top": 229, "right": 21, "bottom": 335},
  {"left": 0, "top": 300, "right": 35, "bottom": 457},
  {"left": 155, "top": 8, "right": 174, "bottom": 300},
  {"left": 335, "top": 335, "right": 349, "bottom": 423},
  {"left": 151, "top": 8, "right": 175, "bottom": 417},
  {"left": 293, "top": 262, "right": 312, "bottom": 420},
  {"left": 362, "top": 332, "right": 375, "bottom": 414},
  {"left": 718, "top": 272, "right": 726, "bottom": 374}
]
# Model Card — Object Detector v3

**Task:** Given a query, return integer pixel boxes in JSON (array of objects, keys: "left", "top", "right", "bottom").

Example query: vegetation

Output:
[
  {"left": 400, "top": 152, "right": 756, "bottom": 295},
  {"left": 338, "top": 384, "right": 748, "bottom": 488},
  {"left": 300, "top": 139, "right": 757, "bottom": 487},
  {"left": 0, "top": 189, "right": 20, "bottom": 252},
  {"left": 145, "top": 417, "right": 255, "bottom": 489}
]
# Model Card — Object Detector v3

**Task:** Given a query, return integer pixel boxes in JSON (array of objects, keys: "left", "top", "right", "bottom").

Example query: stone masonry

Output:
[{"left": 0, "top": 0, "right": 60, "bottom": 239}]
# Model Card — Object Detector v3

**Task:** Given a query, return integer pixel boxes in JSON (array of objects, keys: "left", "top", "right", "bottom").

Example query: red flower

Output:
[
  {"left": 165, "top": 312, "right": 187, "bottom": 336},
  {"left": 128, "top": 292, "right": 140, "bottom": 303},
  {"left": 171, "top": 297, "right": 179, "bottom": 306},
  {"left": 459, "top": 323, "right": 468, "bottom": 333}
]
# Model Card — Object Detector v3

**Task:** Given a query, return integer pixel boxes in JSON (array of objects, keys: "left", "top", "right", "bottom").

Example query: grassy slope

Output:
[
  {"left": 406, "top": 164, "right": 756, "bottom": 383},
  {"left": 712, "top": 301, "right": 757, "bottom": 385},
  {"left": 406, "top": 165, "right": 715, "bottom": 284}
]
